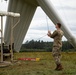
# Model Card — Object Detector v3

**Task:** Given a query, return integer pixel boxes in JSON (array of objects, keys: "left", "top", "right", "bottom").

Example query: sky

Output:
[{"left": 0, "top": 0, "right": 76, "bottom": 43}]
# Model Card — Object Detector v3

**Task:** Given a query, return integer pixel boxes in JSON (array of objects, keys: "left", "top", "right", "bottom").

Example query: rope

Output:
[
  {"left": 46, "top": 15, "right": 49, "bottom": 30},
  {"left": 36, "top": 34, "right": 47, "bottom": 41},
  {"left": 35, "top": 14, "right": 50, "bottom": 41},
  {"left": 35, "top": 14, "right": 49, "bottom": 41}
]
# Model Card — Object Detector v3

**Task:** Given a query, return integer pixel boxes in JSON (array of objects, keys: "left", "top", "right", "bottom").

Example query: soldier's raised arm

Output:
[{"left": 51, "top": 30, "right": 58, "bottom": 38}]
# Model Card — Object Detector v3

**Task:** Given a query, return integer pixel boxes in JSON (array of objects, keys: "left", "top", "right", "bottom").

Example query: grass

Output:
[{"left": 0, "top": 52, "right": 76, "bottom": 75}]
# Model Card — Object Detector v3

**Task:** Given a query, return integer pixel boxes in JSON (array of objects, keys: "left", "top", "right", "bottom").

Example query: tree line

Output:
[{"left": 20, "top": 40, "right": 74, "bottom": 52}]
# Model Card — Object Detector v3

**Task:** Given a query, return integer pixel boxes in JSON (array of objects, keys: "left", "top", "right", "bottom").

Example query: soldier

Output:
[{"left": 47, "top": 23, "right": 64, "bottom": 71}]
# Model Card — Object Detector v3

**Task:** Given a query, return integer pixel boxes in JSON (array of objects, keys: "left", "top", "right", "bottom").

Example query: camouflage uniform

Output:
[{"left": 50, "top": 29, "right": 64, "bottom": 65}]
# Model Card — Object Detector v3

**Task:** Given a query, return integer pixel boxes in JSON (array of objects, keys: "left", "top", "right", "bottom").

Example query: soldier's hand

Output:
[
  {"left": 47, "top": 33, "right": 50, "bottom": 37},
  {"left": 47, "top": 30, "right": 51, "bottom": 37}
]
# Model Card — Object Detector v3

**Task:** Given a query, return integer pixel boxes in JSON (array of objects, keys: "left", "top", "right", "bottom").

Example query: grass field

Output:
[{"left": 0, "top": 52, "right": 76, "bottom": 75}]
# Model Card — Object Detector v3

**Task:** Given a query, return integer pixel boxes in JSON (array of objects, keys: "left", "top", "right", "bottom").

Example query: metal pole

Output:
[
  {"left": 1, "top": 16, "right": 3, "bottom": 62},
  {"left": 10, "top": 17, "right": 14, "bottom": 61}
]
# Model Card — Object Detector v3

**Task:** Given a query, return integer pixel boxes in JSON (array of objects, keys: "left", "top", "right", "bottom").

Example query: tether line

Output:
[{"left": 46, "top": 15, "right": 49, "bottom": 31}]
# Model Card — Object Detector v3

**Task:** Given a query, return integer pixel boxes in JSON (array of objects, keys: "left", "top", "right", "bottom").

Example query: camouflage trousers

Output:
[{"left": 52, "top": 46, "right": 62, "bottom": 65}]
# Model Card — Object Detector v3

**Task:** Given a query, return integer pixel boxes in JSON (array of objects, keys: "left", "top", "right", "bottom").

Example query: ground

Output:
[{"left": 0, "top": 52, "right": 76, "bottom": 75}]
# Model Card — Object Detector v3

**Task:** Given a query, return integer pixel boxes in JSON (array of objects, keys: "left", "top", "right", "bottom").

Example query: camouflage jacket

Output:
[{"left": 50, "top": 29, "right": 64, "bottom": 47}]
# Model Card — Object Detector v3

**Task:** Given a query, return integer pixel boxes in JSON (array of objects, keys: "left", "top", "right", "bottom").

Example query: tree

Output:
[{"left": 20, "top": 40, "right": 74, "bottom": 52}]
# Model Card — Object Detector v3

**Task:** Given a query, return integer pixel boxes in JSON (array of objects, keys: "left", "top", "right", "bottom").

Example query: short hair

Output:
[{"left": 57, "top": 23, "right": 61, "bottom": 28}]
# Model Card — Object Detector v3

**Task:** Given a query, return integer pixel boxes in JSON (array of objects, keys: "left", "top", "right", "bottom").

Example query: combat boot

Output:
[
  {"left": 55, "top": 64, "right": 63, "bottom": 71},
  {"left": 55, "top": 64, "right": 58, "bottom": 70}
]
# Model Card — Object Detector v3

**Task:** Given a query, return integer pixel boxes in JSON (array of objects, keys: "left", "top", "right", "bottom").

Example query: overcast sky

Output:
[{"left": 0, "top": 0, "right": 76, "bottom": 43}]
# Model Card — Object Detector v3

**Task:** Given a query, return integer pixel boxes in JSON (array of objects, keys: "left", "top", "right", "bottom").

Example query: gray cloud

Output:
[
  {"left": 30, "top": 23, "right": 55, "bottom": 31},
  {"left": 57, "top": 6, "right": 76, "bottom": 10}
]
